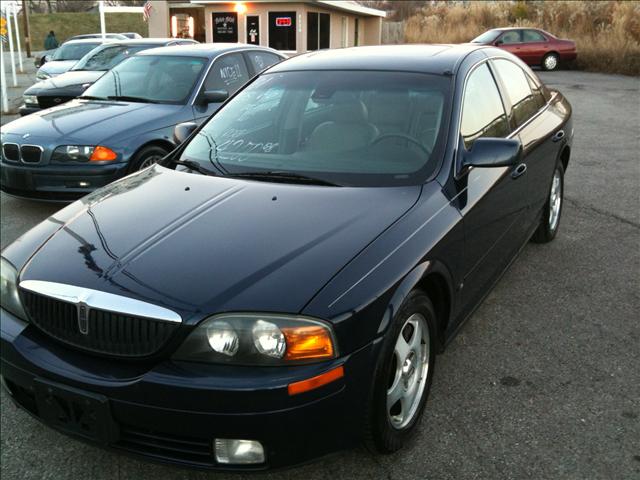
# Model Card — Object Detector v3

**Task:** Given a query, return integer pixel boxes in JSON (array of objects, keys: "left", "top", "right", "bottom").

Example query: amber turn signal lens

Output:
[
  {"left": 282, "top": 325, "right": 334, "bottom": 361},
  {"left": 288, "top": 365, "right": 344, "bottom": 396},
  {"left": 89, "top": 145, "right": 117, "bottom": 161}
]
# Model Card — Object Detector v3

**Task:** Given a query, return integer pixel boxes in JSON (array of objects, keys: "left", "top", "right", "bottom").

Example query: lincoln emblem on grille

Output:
[{"left": 77, "top": 302, "right": 89, "bottom": 335}]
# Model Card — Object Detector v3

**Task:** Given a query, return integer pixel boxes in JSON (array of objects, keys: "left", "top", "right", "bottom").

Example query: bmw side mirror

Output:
[
  {"left": 173, "top": 122, "right": 198, "bottom": 144},
  {"left": 463, "top": 138, "right": 522, "bottom": 169},
  {"left": 201, "top": 89, "right": 229, "bottom": 104}
]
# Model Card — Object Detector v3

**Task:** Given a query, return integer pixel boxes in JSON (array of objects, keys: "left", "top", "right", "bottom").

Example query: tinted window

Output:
[
  {"left": 204, "top": 53, "right": 249, "bottom": 94},
  {"left": 499, "top": 31, "right": 521, "bottom": 44},
  {"left": 460, "top": 63, "right": 509, "bottom": 149},
  {"left": 522, "top": 30, "right": 546, "bottom": 42},
  {"left": 492, "top": 59, "right": 543, "bottom": 129},
  {"left": 181, "top": 71, "right": 451, "bottom": 187},
  {"left": 307, "top": 12, "right": 330, "bottom": 50},
  {"left": 246, "top": 51, "right": 281, "bottom": 73},
  {"left": 84, "top": 55, "right": 207, "bottom": 104},
  {"left": 268, "top": 12, "right": 296, "bottom": 50}
]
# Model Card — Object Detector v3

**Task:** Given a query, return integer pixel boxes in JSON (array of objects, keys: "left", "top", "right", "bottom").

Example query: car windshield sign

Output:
[
  {"left": 180, "top": 71, "right": 451, "bottom": 187},
  {"left": 51, "top": 43, "right": 100, "bottom": 61},
  {"left": 82, "top": 55, "right": 207, "bottom": 104}
]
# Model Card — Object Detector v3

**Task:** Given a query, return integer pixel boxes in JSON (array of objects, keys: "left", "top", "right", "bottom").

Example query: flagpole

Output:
[
  {"left": 99, "top": 1, "right": 106, "bottom": 40},
  {"left": 11, "top": 1, "right": 22, "bottom": 72},
  {"left": 1, "top": 38, "right": 8, "bottom": 113}
]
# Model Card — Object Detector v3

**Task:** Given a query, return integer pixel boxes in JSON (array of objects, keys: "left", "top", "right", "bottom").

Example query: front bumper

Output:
[
  {"left": 0, "top": 308, "right": 379, "bottom": 471},
  {"left": 0, "top": 161, "right": 129, "bottom": 201},
  {"left": 18, "top": 104, "right": 41, "bottom": 116}
]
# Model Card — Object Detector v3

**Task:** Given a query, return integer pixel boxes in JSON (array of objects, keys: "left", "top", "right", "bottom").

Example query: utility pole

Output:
[{"left": 21, "top": 0, "right": 31, "bottom": 57}]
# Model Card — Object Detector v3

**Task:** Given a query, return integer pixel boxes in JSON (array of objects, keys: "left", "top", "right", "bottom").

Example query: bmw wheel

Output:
[{"left": 129, "top": 145, "right": 170, "bottom": 172}]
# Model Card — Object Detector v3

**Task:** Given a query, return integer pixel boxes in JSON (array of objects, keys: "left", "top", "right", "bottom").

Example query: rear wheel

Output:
[
  {"left": 365, "top": 290, "right": 437, "bottom": 453},
  {"left": 532, "top": 163, "right": 564, "bottom": 243},
  {"left": 128, "top": 145, "right": 169, "bottom": 173},
  {"left": 542, "top": 52, "right": 560, "bottom": 71}
]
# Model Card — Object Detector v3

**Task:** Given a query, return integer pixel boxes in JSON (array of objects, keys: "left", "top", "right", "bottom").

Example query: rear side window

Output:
[
  {"left": 522, "top": 30, "right": 546, "bottom": 42},
  {"left": 492, "top": 59, "right": 544, "bottom": 129},
  {"left": 246, "top": 51, "right": 281, "bottom": 73},
  {"left": 205, "top": 53, "right": 250, "bottom": 94},
  {"left": 460, "top": 63, "right": 509, "bottom": 150}
]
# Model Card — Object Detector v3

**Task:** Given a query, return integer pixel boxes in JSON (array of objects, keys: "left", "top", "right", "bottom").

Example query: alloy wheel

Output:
[{"left": 549, "top": 168, "right": 562, "bottom": 231}]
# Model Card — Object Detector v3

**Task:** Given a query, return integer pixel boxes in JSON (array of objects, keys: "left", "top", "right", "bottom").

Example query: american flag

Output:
[{"left": 142, "top": 1, "right": 153, "bottom": 22}]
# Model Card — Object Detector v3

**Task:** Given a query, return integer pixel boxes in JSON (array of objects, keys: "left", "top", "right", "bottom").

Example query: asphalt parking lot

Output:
[{"left": 1, "top": 70, "right": 639, "bottom": 480}]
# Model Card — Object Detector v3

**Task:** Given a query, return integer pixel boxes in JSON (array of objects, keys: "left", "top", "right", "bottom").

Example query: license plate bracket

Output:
[{"left": 33, "top": 378, "right": 118, "bottom": 444}]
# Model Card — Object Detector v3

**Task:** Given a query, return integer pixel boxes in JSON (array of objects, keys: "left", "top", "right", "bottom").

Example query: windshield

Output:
[
  {"left": 472, "top": 30, "right": 501, "bottom": 43},
  {"left": 72, "top": 44, "right": 155, "bottom": 71},
  {"left": 180, "top": 70, "right": 450, "bottom": 187},
  {"left": 82, "top": 55, "right": 207, "bottom": 104},
  {"left": 51, "top": 43, "right": 101, "bottom": 61}
]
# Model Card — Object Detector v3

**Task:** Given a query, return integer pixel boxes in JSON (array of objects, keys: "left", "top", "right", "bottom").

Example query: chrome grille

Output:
[{"left": 20, "top": 289, "right": 180, "bottom": 357}]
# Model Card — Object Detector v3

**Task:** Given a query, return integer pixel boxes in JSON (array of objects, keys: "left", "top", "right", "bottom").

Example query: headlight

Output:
[
  {"left": 52, "top": 145, "right": 117, "bottom": 162},
  {"left": 173, "top": 313, "right": 337, "bottom": 365},
  {"left": 23, "top": 95, "right": 38, "bottom": 105},
  {"left": 0, "top": 258, "right": 27, "bottom": 320},
  {"left": 36, "top": 71, "right": 51, "bottom": 80}
]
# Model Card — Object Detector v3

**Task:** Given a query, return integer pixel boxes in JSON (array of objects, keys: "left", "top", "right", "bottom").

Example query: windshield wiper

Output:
[
  {"left": 80, "top": 95, "right": 108, "bottom": 100},
  {"left": 106, "top": 95, "right": 158, "bottom": 103},
  {"left": 229, "top": 171, "right": 341, "bottom": 187},
  {"left": 173, "top": 159, "right": 218, "bottom": 176}
]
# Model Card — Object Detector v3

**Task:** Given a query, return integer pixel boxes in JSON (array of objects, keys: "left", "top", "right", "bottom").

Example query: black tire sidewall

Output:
[
  {"left": 532, "top": 162, "right": 564, "bottom": 243},
  {"left": 366, "top": 290, "right": 437, "bottom": 453},
  {"left": 128, "top": 145, "right": 169, "bottom": 173}
]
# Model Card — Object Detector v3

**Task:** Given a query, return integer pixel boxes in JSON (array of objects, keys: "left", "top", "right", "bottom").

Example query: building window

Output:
[
  {"left": 212, "top": 12, "right": 238, "bottom": 42},
  {"left": 268, "top": 11, "right": 296, "bottom": 51},
  {"left": 307, "top": 12, "right": 330, "bottom": 51}
]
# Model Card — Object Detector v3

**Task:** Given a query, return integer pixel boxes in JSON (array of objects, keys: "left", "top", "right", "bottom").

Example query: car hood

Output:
[
  {"left": 39, "top": 60, "right": 78, "bottom": 76},
  {"left": 1, "top": 99, "right": 181, "bottom": 145},
  {"left": 20, "top": 166, "right": 421, "bottom": 322},
  {"left": 26, "top": 71, "right": 104, "bottom": 95}
]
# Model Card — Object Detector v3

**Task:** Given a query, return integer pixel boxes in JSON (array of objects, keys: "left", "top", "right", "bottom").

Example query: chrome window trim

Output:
[
  {"left": 2, "top": 142, "right": 21, "bottom": 162},
  {"left": 454, "top": 54, "right": 555, "bottom": 177},
  {"left": 20, "top": 144, "right": 44, "bottom": 164},
  {"left": 19, "top": 280, "right": 182, "bottom": 323}
]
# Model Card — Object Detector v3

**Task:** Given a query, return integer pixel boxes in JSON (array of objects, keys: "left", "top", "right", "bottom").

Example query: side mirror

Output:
[
  {"left": 201, "top": 89, "right": 229, "bottom": 104},
  {"left": 173, "top": 122, "right": 198, "bottom": 144},
  {"left": 495, "top": 39, "right": 503, "bottom": 46},
  {"left": 463, "top": 138, "right": 522, "bottom": 169}
]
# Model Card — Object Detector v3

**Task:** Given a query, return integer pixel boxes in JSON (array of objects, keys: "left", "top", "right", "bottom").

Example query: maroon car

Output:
[{"left": 472, "top": 27, "right": 577, "bottom": 71}]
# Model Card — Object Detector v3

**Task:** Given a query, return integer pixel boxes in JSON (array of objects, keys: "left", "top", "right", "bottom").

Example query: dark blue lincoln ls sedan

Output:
[{"left": 0, "top": 44, "right": 572, "bottom": 470}]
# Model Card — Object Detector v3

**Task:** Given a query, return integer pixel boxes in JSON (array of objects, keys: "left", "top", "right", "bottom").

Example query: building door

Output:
[
  {"left": 246, "top": 15, "right": 260, "bottom": 45},
  {"left": 268, "top": 12, "right": 296, "bottom": 51},
  {"left": 212, "top": 12, "right": 238, "bottom": 42},
  {"left": 354, "top": 18, "right": 359, "bottom": 46}
]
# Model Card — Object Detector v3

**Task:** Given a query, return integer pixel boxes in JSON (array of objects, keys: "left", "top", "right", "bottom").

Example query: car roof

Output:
[
  {"left": 106, "top": 38, "right": 195, "bottom": 46},
  {"left": 61, "top": 38, "right": 112, "bottom": 45},
  {"left": 270, "top": 44, "right": 487, "bottom": 75},
  {"left": 135, "top": 43, "right": 282, "bottom": 58}
]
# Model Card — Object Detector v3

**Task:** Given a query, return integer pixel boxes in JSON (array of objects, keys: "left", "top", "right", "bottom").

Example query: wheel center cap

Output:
[{"left": 402, "top": 352, "right": 416, "bottom": 379}]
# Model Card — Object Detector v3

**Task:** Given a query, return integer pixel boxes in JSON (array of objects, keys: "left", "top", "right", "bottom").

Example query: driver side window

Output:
[{"left": 460, "top": 63, "right": 509, "bottom": 150}]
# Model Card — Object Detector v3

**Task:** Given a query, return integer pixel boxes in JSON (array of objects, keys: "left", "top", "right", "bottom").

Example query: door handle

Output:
[
  {"left": 511, "top": 163, "right": 527, "bottom": 179},
  {"left": 552, "top": 130, "right": 565, "bottom": 142}
]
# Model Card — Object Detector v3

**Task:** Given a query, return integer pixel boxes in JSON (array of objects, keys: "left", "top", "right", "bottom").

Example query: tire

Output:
[
  {"left": 128, "top": 145, "right": 169, "bottom": 173},
  {"left": 531, "top": 162, "right": 564, "bottom": 243},
  {"left": 542, "top": 52, "right": 560, "bottom": 71},
  {"left": 365, "top": 290, "right": 437, "bottom": 453}
]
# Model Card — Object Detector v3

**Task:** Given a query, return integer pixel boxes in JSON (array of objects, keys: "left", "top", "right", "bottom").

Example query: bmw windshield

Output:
[
  {"left": 82, "top": 55, "right": 207, "bottom": 104},
  {"left": 179, "top": 70, "right": 451, "bottom": 187},
  {"left": 72, "top": 44, "right": 153, "bottom": 71}
]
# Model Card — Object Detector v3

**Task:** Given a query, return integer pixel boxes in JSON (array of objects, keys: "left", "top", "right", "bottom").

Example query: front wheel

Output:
[
  {"left": 365, "top": 290, "right": 437, "bottom": 453},
  {"left": 542, "top": 52, "right": 560, "bottom": 71},
  {"left": 532, "top": 163, "right": 564, "bottom": 243},
  {"left": 128, "top": 145, "right": 170, "bottom": 173}
]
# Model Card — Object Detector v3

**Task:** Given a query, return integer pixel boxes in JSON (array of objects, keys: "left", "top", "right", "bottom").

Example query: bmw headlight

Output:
[
  {"left": 23, "top": 95, "right": 38, "bottom": 106},
  {"left": 52, "top": 145, "right": 117, "bottom": 162},
  {"left": 173, "top": 314, "right": 337, "bottom": 365},
  {"left": 0, "top": 258, "right": 27, "bottom": 320}
]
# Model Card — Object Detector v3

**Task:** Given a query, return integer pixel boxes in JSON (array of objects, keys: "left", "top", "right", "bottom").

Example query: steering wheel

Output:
[{"left": 371, "top": 133, "right": 432, "bottom": 157}]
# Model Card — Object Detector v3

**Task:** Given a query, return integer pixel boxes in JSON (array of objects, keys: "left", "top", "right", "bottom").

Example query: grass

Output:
[
  {"left": 404, "top": 1, "right": 640, "bottom": 76},
  {"left": 17, "top": 12, "right": 149, "bottom": 51}
]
